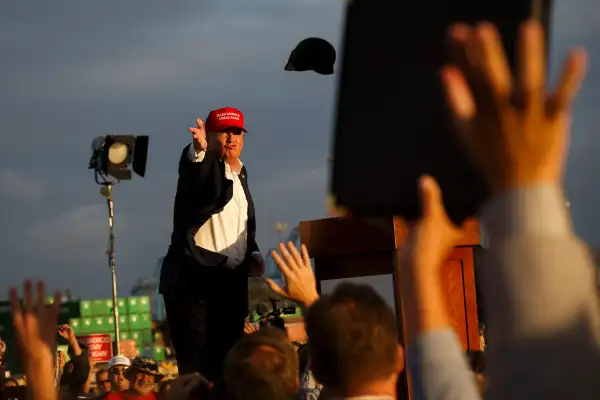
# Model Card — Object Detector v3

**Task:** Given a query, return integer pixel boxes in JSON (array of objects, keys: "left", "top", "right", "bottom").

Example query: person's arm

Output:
[
  {"left": 396, "top": 177, "right": 481, "bottom": 400},
  {"left": 399, "top": 271, "right": 481, "bottom": 400},
  {"left": 407, "top": 330, "right": 480, "bottom": 400},
  {"left": 480, "top": 185, "right": 600, "bottom": 399},
  {"left": 178, "top": 144, "right": 217, "bottom": 227},
  {"left": 187, "top": 142, "right": 207, "bottom": 163}
]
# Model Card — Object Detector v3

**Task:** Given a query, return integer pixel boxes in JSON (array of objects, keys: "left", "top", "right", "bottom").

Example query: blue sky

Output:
[{"left": 1, "top": 0, "right": 599, "bottom": 302}]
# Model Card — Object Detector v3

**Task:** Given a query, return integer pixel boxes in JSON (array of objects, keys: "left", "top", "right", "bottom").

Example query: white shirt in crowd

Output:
[{"left": 188, "top": 144, "right": 250, "bottom": 268}]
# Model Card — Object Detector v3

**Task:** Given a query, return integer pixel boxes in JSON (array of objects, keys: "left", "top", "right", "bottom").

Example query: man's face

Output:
[
  {"left": 97, "top": 371, "right": 112, "bottom": 394},
  {"left": 109, "top": 366, "right": 130, "bottom": 391},
  {"left": 129, "top": 372, "right": 155, "bottom": 395},
  {"left": 207, "top": 128, "right": 245, "bottom": 159}
]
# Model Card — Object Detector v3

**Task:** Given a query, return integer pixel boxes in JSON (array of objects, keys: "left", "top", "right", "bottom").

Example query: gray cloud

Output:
[
  {"left": 0, "top": 0, "right": 341, "bottom": 298},
  {"left": 1, "top": 0, "right": 600, "bottom": 301},
  {"left": 0, "top": 169, "right": 44, "bottom": 202}
]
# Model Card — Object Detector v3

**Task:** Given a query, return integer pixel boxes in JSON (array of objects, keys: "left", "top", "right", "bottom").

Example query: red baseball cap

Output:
[{"left": 205, "top": 106, "right": 247, "bottom": 133}]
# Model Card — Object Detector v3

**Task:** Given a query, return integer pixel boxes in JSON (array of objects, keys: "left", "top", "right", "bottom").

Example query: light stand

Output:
[
  {"left": 89, "top": 133, "right": 149, "bottom": 357},
  {"left": 101, "top": 182, "right": 121, "bottom": 356}
]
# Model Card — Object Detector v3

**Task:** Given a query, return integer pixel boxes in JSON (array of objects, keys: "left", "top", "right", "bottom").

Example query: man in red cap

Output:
[{"left": 159, "top": 106, "right": 265, "bottom": 383}]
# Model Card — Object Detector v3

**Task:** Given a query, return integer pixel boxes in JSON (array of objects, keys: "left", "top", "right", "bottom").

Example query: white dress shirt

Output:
[{"left": 188, "top": 144, "right": 250, "bottom": 268}]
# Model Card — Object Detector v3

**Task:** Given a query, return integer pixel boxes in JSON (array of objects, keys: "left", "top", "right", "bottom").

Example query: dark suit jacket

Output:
[{"left": 159, "top": 145, "right": 259, "bottom": 296}]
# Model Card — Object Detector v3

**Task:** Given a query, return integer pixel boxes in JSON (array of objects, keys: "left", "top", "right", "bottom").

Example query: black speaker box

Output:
[{"left": 331, "top": 0, "right": 552, "bottom": 223}]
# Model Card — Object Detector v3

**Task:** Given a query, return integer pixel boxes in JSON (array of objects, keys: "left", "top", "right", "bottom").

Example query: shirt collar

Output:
[{"left": 224, "top": 160, "right": 243, "bottom": 175}]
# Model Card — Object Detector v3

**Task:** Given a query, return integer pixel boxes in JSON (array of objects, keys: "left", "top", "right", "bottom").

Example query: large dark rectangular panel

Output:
[{"left": 331, "top": 0, "right": 552, "bottom": 223}]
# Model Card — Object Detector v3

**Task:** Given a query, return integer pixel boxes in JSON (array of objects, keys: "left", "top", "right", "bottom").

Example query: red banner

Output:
[{"left": 77, "top": 334, "right": 113, "bottom": 362}]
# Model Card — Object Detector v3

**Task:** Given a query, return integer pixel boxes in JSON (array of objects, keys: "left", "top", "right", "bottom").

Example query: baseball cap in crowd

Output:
[
  {"left": 205, "top": 107, "right": 247, "bottom": 133},
  {"left": 108, "top": 354, "right": 131, "bottom": 368},
  {"left": 126, "top": 356, "right": 164, "bottom": 382},
  {"left": 284, "top": 37, "right": 336, "bottom": 75}
]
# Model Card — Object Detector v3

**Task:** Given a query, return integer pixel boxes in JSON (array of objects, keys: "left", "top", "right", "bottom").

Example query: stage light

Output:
[
  {"left": 89, "top": 134, "right": 149, "bottom": 181},
  {"left": 87, "top": 134, "right": 149, "bottom": 354}
]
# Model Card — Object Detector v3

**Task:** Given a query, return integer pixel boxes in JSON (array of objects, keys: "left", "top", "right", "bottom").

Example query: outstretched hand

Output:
[
  {"left": 9, "top": 280, "right": 62, "bottom": 400},
  {"left": 10, "top": 281, "right": 62, "bottom": 364},
  {"left": 57, "top": 324, "right": 75, "bottom": 341},
  {"left": 441, "top": 20, "right": 587, "bottom": 194},
  {"left": 267, "top": 242, "right": 319, "bottom": 308},
  {"left": 395, "top": 176, "right": 466, "bottom": 337},
  {"left": 399, "top": 175, "right": 465, "bottom": 276}
]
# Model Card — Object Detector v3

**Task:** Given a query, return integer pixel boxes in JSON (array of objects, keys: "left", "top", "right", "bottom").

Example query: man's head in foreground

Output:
[
  {"left": 224, "top": 327, "right": 299, "bottom": 400},
  {"left": 306, "top": 283, "right": 404, "bottom": 397}
]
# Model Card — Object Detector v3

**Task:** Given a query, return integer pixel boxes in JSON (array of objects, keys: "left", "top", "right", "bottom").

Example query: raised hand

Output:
[
  {"left": 399, "top": 176, "right": 464, "bottom": 277},
  {"left": 395, "top": 176, "right": 465, "bottom": 337},
  {"left": 441, "top": 20, "right": 587, "bottom": 195},
  {"left": 267, "top": 242, "right": 319, "bottom": 307},
  {"left": 9, "top": 281, "right": 62, "bottom": 364},
  {"left": 10, "top": 281, "right": 62, "bottom": 400},
  {"left": 189, "top": 117, "right": 207, "bottom": 152},
  {"left": 244, "top": 321, "right": 259, "bottom": 335},
  {"left": 57, "top": 324, "right": 75, "bottom": 341}
]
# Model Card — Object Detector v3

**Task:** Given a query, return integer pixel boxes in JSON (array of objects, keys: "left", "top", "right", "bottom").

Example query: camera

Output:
[{"left": 257, "top": 299, "right": 296, "bottom": 331}]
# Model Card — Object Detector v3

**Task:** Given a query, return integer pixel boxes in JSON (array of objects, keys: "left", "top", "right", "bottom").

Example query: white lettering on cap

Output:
[{"left": 217, "top": 113, "right": 240, "bottom": 120}]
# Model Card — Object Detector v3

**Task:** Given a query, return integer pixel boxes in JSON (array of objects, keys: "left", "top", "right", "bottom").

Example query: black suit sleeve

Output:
[
  {"left": 178, "top": 144, "right": 214, "bottom": 188},
  {"left": 177, "top": 144, "right": 217, "bottom": 228}
]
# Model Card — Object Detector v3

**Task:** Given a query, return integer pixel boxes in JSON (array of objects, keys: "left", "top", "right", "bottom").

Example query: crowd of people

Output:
[{"left": 2, "top": 18, "right": 600, "bottom": 400}]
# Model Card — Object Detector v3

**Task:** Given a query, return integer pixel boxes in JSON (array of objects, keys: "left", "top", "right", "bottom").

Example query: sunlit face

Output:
[
  {"left": 207, "top": 128, "right": 245, "bottom": 159},
  {"left": 129, "top": 372, "right": 156, "bottom": 395},
  {"left": 109, "top": 366, "right": 130, "bottom": 391},
  {"left": 96, "top": 371, "right": 112, "bottom": 394}
]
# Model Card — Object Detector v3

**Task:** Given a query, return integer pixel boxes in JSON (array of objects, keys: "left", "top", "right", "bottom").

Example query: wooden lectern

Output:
[{"left": 299, "top": 217, "right": 481, "bottom": 399}]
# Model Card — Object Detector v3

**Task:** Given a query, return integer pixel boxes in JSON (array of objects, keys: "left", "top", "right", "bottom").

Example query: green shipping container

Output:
[
  {"left": 132, "top": 329, "right": 153, "bottom": 346},
  {"left": 91, "top": 299, "right": 113, "bottom": 316},
  {"left": 91, "top": 317, "right": 113, "bottom": 333},
  {"left": 128, "top": 314, "right": 142, "bottom": 330},
  {"left": 130, "top": 331, "right": 143, "bottom": 348},
  {"left": 69, "top": 318, "right": 83, "bottom": 335},
  {"left": 81, "top": 318, "right": 93, "bottom": 334},
  {"left": 153, "top": 345, "right": 166, "bottom": 361},
  {"left": 138, "top": 296, "right": 151, "bottom": 314},
  {"left": 140, "top": 314, "right": 152, "bottom": 329},
  {"left": 101, "top": 298, "right": 128, "bottom": 316},
  {"left": 117, "top": 298, "right": 128, "bottom": 315},
  {"left": 127, "top": 296, "right": 151, "bottom": 314},
  {"left": 107, "top": 316, "right": 129, "bottom": 333},
  {"left": 80, "top": 301, "right": 93, "bottom": 317}
]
